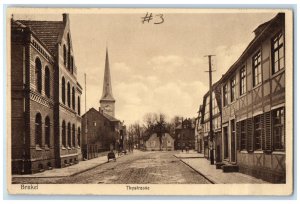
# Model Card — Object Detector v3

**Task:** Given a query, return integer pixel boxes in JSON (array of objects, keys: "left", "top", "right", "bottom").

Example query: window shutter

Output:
[
  {"left": 236, "top": 121, "right": 241, "bottom": 151},
  {"left": 283, "top": 108, "right": 285, "bottom": 150},
  {"left": 247, "top": 118, "right": 253, "bottom": 151},
  {"left": 264, "top": 111, "right": 271, "bottom": 151},
  {"left": 261, "top": 113, "right": 266, "bottom": 150}
]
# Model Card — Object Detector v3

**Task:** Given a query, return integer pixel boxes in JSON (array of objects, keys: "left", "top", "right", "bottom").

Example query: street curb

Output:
[
  {"left": 12, "top": 153, "right": 129, "bottom": 179},
  {"left": 173, "top": 155, "right": 216, "bottom": 184},
  {"left": 70, "top": 153, "right": 128, "bottom": 177}
]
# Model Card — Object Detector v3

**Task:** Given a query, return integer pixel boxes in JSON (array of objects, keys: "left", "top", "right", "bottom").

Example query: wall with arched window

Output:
[
  {"left": 35, "top": 58, "right": 42, "bottom": 93},
  {"left": 77, "top": 127, "right": 81, "bottom": 147},
  {"left": 35, "top": 113, "right": 42, "bottom": 147},
  {"left": 67, "top": 82, "right": 71, "bottom": 107},
  {"left": 72, "top": 87, "right": 75, "bottom": 110},
  {"left": 63, "top": 44, "right": 67, "bottom": 67},
  {"left": 62, "top": 120, "right": 66, "bottom": 147},
  {"left": 45, "top": 66, "right": 50, "bottom": 97},
  {"left": 71, "top": 56, "right": 74, "bottom": 74},
  {"left": 72, "top": 124, "right": 76, "bottom": 147},
  {"left": 77, "top": 96, "right": 81, "bottom": 115},
  {"left": 62, "top": 77, "right": 65, "bottom": 104},
  {"left": 67, "top": 122, "right": 71, "bottom": 147},
  {"left": 67, "top": 33, "right": 71, "bottom": 71},
  {"left": 45, "top": 116, "right": 50, "bottom": 147}
]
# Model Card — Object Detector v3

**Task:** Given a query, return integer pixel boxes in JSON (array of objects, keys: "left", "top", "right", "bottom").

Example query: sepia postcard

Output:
[{"left": 6, "top": 7, "right": 294, "bottom": 195}]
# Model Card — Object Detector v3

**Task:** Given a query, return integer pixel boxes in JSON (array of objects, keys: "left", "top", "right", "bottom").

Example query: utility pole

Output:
[
  {"left": 85, "top": 73, "right": 88, "bottom": 160},
  {"left": 205, "top": 55, "right": 215, "bottom": 165}
]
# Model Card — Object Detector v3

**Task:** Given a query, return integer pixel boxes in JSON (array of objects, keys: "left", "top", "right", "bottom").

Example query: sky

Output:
[{"left": 13, "top": 10, "right": 277, "bottom": 125}]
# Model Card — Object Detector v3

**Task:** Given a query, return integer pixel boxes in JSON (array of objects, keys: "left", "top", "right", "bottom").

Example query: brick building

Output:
[
  {"left": 81, "top": 48, "right": 123, "bottom": 158},
  {"left": 11, "top": 14, "right": 82, "bottom": 174},
  {"left": 81, "top": 108, "right": 121, "bottom": 158},
  {"left": 174, "top": 118, "right": 196, "bottom": 151},
  {"left": 220, "top": 13, "right": 286, "bottom": 183}
]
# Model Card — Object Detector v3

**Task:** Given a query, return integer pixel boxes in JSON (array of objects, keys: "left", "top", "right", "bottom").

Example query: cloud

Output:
[{"left": 213, "top": 43, "right": 248, "bottom": 81}]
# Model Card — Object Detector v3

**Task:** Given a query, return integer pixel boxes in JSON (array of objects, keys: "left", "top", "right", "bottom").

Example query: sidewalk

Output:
[
  {"left": 12, "top": 152, "right": 126, "bottom": 178},
  {"left": 177, "top": 157, "right": 270, "bottom": 184},
  {"left": 174, "top": 150, "right": 204, "bottom": 159}
]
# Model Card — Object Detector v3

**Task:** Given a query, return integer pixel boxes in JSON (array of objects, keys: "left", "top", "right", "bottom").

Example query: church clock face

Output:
[{"left": 104, "top": 104, "right": 112, "bottom": 111}]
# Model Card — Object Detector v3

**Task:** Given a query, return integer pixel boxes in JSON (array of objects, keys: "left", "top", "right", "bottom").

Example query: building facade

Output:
[
  {"left": 145, "top": 133, "right": 174, "bottom": 151},
  {"left": 219, "top": 13, "right": 285, "bottom": 182},
  {"left": 174, "top": 118, "right": 196, "bottom": 151},
  {"left": 81, "top": 48, "right": 123, "bottom": 158},
  {"left": 195, "top": 105, "right": 203, "bottom": 153},
  {"left": 200, "top": 83, "right": 222, "bottom": 161},
  {"left": 11, "top": 14, "right": 82, "bottom": 174},
  {"left": 81, "top": 108, "right": 120, "bottom": 159}
]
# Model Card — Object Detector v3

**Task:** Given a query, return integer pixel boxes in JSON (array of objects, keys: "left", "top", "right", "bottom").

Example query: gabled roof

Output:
[
  {"left": 16, "top": 20, "right": 64, "bottom": 55},
  {"left": 102, "top": 112, "right": 120, "bottom": 122},
  {"left": 82, "top": 107, "right": 120, "bottom": 122},
  {"left": 220, "top": 13, "right": 284, "bottom": 81}
]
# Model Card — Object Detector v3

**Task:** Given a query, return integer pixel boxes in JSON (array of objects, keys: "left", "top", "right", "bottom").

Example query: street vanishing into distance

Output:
[{"left": 12, "top": 151, "right": 211, "bottom": 184}]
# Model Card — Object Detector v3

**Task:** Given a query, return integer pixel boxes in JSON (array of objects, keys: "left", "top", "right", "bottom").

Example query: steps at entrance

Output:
[
  {"left": 215, "top": 162, "right": 225, "bottom": 169},
  {"left": 222, "top": 164, "right": 239, "bottom": 172}
]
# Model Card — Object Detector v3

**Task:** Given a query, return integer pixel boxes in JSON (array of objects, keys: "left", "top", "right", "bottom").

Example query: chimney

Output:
[{"left": 63, "top": 13, "right": 69, "bottom": 25}]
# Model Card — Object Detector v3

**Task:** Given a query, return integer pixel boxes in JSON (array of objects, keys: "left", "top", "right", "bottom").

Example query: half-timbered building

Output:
[
  {"left": 220, "top": 13, "right": 285, "bottom": 182},
  {"left": 200, "top": 81, "right": 222, "bottom": 161}
]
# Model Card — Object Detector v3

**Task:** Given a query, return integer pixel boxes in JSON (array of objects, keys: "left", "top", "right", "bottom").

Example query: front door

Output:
[{"left": 223, "top": 126, "right": 229, "bottom": 160}]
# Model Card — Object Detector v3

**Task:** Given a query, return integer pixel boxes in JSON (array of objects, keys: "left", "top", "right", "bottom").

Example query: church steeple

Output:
[
  {"left": 100, "top": 47, "right": 115, "bottom": 117},
  {"left": 100, "top": 47, "right": 115, "bottom": 102}
]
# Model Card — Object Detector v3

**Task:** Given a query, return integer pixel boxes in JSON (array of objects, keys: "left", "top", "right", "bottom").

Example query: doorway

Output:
[
  {"left": 223, "top": 126, "right": 229, "bottom": 160},
  {"left": 231, "top": 119, "right": 236, "bottom": 163}
]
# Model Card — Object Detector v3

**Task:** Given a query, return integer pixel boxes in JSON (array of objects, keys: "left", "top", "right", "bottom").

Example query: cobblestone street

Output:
[{"left": 12, "top": 151, "right": 211, "bottom": 184}]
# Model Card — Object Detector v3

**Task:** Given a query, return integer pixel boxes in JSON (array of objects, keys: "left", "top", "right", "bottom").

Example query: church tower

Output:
[{"left": 100, "top": 48, "right": 115, "bottom": 117}]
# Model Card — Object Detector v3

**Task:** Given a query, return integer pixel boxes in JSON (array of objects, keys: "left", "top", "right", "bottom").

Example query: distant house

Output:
[
  {"left": 145, "top": 133, "right": 174, "bottom": 151},
  {"left": 174, "top": 118, "right": 196, "bottom": 150}
]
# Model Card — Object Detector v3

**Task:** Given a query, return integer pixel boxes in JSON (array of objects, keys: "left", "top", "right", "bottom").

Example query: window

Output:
[
  {"left": 72, "top": 124, "right": 76, "bottom": 147},
  {"left": 252, "top": 51, "right": 262, "bottom": 86},
  {"left": 240, "top": 120, "right": 247, "bottom": 150},
  {"left": 72, "top": 87, "right": 75, "bottom": 110},
  {"left": 35, "top": 113, "right": 42, "bottom": 147},
  {"left": 272, "top": 107, "right": 285, "bottom": 150},
  {"left": 240, "top": 66, "right": 246, "bottom": 95},
  {"left": 254, "top": 115, "right": 262, "bottom": 150},
  {"left": 45, "top": 116, "right": 50, "bottom": 147},
  {"left": 62, "top": 121, "right": 66, "bottom": 147},
  {"left": 67, "top": 82, "right": 71, "bottom": 107},
  {"left": 223, "top": 84, "right": 228, "bottom": 106},
  {"left": 71, "top": 56, "right": 74, "bottom": 74},
  {"left": 272, "top": 32, "right": 284, "bottom": 74},
  {"left": 67, "top": 122, "right": 71, "bottom": 147},
  {"left": 35, "top": 58, "right": 42, "bottom": 93},
  {"left": 230, "top": 77, "right": 236, "bottom": 102},
  {"left": 62, "top": 77, "right": 65, "bottom": 104},
  {"left": 45, "top": 66, "right": 50, "bottom": 97},
  {"left": 77, "top": 96, "right": 81, "bottom": 115},
  {"left": 67, "top": 34, "right": 71, "bottom": 70},
  {"left": 77, "top": 127, "right": 81, "bottom": 147},
  {"left": 63, "top": 45, "right": 67, "bottom": 66},
  {"left": 212, "top": 93, "right": 218, "bottom": 115}
]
